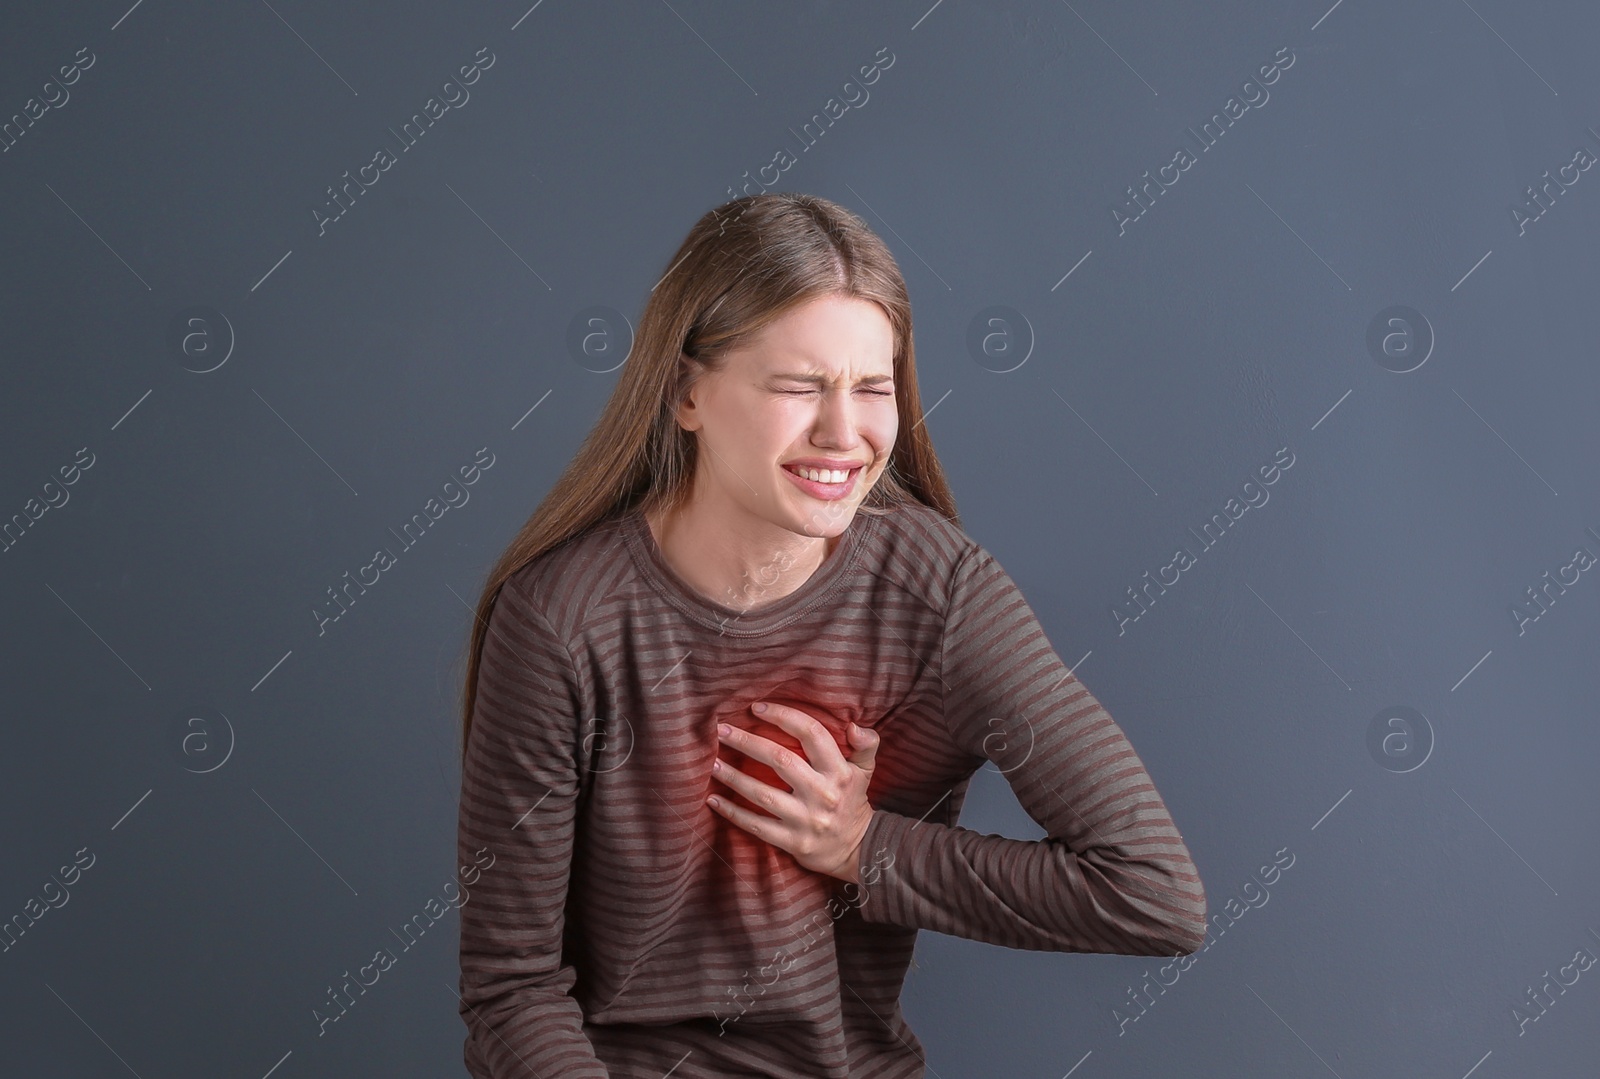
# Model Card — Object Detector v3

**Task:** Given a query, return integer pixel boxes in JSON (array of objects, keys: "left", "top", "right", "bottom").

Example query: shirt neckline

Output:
[{"left": 621, "top": 505, "right": 878, "bottom": 636}]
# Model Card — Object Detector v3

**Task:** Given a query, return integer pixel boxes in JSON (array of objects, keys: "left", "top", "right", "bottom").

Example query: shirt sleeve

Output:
[
  {"left": 851, "top": 543, "right": 1208, "bottom": 957},
  {"left": 456, "top": 573, "right": 611, "bottom": 1078}
]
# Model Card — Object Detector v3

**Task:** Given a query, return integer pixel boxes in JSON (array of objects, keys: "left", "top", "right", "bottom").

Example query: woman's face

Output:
[{"left": 676, "top": 292, "right": 899, "bottom": 539}]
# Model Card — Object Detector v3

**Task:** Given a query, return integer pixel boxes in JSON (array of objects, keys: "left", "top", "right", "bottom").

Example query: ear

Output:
[{"left": 674, "top": 352, "right": 703, "bottom": 432}]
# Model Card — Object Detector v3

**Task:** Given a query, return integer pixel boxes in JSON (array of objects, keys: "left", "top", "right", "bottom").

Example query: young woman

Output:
[{"left": 455, "top": 192, "right": 1206, "bottom": 1078}]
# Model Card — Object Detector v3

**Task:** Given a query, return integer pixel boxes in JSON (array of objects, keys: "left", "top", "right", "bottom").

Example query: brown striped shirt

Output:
[{"left": 457, "top": 502, "right": 1206, "bottom": 1077}]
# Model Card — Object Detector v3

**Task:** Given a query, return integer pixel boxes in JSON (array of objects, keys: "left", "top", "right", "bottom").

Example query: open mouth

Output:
[{"left": 780, "top": 464, "right": 862, "bottom": 499}]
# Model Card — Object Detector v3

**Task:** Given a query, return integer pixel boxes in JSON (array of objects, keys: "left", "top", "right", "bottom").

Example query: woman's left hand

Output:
[{"left": 708, "top": 701, "right": 881, "bottom": 883}]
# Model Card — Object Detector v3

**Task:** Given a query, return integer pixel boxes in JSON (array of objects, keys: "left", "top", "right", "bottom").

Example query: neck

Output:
[{"left": 645, "top": 494, "right": 839, "bottom": 613}]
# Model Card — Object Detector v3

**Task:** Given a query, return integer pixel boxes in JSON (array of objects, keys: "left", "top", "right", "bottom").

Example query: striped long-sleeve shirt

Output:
[{"left": 457, "top": 501, "right": 1206, "bottom": 1078}]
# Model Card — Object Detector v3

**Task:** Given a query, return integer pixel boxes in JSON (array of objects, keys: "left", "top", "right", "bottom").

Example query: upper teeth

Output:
[{"left": 793, "top": 466, "right": 851, "bottom": 483}]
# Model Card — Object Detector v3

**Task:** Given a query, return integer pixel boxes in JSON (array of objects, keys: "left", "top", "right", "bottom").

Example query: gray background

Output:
[{"left": 3, "top": 0, "right": 1597, "bottom": 1076}]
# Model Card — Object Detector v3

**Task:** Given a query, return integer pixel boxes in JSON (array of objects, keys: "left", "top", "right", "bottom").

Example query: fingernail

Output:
[
  {"left": 717, "top": 723, "right": 731, "bottom": 737},
  {"left": 752, "top": 701, "right": 767, "bottom": 713}
]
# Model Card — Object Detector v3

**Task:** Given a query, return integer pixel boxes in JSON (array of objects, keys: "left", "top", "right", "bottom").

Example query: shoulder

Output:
[
  {"left": 500, "top": 513, "right": 634, "bottom": 640},
  {"left": 860, "top": 501, "right": 985, "bottom": 618}
]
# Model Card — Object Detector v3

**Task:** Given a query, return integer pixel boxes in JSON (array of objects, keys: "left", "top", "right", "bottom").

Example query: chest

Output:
[
  {"left": 562, "top": 612, "right": 975, "bottom": 996},
  {"left": 579, "top": 610, "right": 964, "bottom": 813}
]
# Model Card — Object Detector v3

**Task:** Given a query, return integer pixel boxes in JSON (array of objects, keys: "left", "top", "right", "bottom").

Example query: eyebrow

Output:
[{"left": 768, "top": 372, "right": 895, "bottom": 386}]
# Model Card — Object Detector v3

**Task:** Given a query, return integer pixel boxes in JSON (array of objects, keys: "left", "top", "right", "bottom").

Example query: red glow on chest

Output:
[{"left": 714, "top": 699, "right": 853, "bottom": 815}]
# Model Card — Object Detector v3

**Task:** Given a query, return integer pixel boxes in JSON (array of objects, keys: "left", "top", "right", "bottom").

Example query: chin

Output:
[{"left": 794, "top": 501, "right": 858, "bottom": 538}]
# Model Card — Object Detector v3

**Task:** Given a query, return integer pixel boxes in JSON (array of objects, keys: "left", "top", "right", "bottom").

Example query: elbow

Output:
[
  {"left": 1087, "top": 842, "right": 1209, "bottom": 956},
  {"left": 1162, "top": 905, "right": 1208, "bottom": 956},
  {"left": 1127, "top": 897, "right": 1205, "bottom": 957},
  {"left": 1155, "top": 882, "right": 1208, "bottom": 956},
  {"left": 1097, "top": 885, "right": 1208, "bottom": 957},
  {"left": 1127, "top": 866, "right": 1207, "bottom": 956},
  {"left": 1151, "top": 841, "right": 1208, "bottom": 955}
]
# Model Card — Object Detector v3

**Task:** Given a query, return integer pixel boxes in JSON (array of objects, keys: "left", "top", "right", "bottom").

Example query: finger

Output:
[
  {"left": 751, "top": 702, "right": 847, "bottom": 775},
  {"left": 710, "top": 757, "right": 803, "bottom": 821},
  {"left": 708, "top": 789, "right": 792, "bottom": 847},
  {"left": 721, "top": 716, "right": 821, "bottom": 794},
  {"left": 845, "top": 721, "right": 881, "bottom": 770}
]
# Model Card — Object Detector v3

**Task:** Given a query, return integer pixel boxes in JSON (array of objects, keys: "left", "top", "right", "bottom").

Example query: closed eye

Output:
[{"left": 778, "top": 388, "right": 893, "bottom": 396}]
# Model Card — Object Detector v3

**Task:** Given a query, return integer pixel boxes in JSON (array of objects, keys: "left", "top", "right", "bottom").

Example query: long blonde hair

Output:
[{"left": 458, "top": 192, "right": 959, "bottom": 757}]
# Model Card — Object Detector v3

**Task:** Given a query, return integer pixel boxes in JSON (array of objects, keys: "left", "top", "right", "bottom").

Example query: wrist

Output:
[{"left": 828, "top": 808, "right": 875, "bottom": 885}]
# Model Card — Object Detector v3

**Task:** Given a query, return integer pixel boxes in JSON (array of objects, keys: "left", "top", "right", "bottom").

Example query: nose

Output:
[{"left": 810, "top": 388, "right": 864, "bottom": 450}]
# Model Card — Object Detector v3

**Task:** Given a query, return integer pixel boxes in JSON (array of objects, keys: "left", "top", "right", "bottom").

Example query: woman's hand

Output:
[{"left": 707, "top": 701, "right": 881, "bottom": 883}]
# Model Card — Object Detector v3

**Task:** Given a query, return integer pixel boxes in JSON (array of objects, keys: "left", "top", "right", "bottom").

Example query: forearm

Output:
[
  {"left": 852, "top": 802, "right": 1205, "bottom": 955},
  {"left": 461, "top": 979, "right": 611, "bottom": 1078}
]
